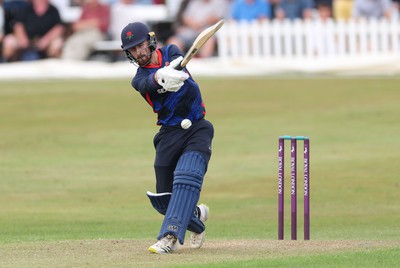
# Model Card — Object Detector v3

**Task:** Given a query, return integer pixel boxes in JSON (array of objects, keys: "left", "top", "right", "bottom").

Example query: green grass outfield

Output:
[{"left": 0, "top": 77, "right": 399, "bottom": 267}]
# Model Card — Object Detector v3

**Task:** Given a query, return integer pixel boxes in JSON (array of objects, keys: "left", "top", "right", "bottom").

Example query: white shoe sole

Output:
[
  {"left": 148, "top": 245, "right": 175, "bottom": 254},
  {"left": 190, "top": 231, "right": 205, "bottom": 249},
  {"left": 148, "top": 235, "right": 179, "bottom": 254}
]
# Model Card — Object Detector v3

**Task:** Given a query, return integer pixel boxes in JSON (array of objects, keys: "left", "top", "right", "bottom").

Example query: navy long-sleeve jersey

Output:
[{"left": 131, "top": 45, "right": 206, "bottom": 126}]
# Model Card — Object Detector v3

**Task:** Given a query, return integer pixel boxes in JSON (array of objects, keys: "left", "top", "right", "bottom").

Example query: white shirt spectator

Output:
[
  {"left": 353, "top": 0, "right": 392, "bottom": 19},
  {"left": 166, "top": 0, "right": 183, "bottom": 18}
]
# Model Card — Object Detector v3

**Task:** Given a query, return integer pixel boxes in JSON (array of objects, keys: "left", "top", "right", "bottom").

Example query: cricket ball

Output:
[{"left": 181, "top": 119, "right": 192, "bottom": 129}]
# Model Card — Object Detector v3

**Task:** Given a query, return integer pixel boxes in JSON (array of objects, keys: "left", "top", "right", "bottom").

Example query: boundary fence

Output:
[{"left": 217, "top": 19, "right": 400, "bottom": 61}]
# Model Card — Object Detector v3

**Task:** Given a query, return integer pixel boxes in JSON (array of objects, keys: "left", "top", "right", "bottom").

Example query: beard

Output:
[{"left": 137, "top": 48, "right": 153, "bottom": 67}]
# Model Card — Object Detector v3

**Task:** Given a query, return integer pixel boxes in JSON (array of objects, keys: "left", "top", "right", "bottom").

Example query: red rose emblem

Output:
[{"left": 126, "top": 31, "right": 134, "bottom": 39}]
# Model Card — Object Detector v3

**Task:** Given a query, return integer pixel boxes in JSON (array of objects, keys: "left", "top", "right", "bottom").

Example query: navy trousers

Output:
[{"left": 153, "top": 119, "right": 214, "bottom": 193}]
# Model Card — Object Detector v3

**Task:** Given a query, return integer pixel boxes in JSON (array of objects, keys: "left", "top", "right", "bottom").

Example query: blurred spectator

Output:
[
  {"left": 166, "top": 0, "right": 182, "bottom": 18},
  {"left": 101, "top": 0, "right": 152, "bottom": 5},
  {"left": 332, "top": 0, "right": 353, "bottom": 21},
  {"left": 50, "top": 0, "right": 82, "bottom": 23},
  {"left": 231, "top": 0, "right": 271, "bottom": 22},
  {"left": 394, "top": 0, "right": 400, "bottom": 19},
  {"left": 109, "top": 0, "right": 158, "bottom": 42},
  {"left": 352, "top": 0, "right": 392, "bottom": 20},
  {"left": 172, "top": 0, "right": 190, "bottom": 27},
  {"left": 315, "top": 0, "right": 332, "bottom": 21},
  {"left": 1, "top": 0, "right": 65, "bottom": 62},
  {"left": 224, "top": 0, "right": 234, "bottom": 18},
  {"left": 1, "top": 2, "right": 4, "bottom": 42},
  {"left": 269, "top": 0, "right": 280, "bottom": 19},
  {"left": 1, "top": 2, "right": 3, "bottom": 62},
  {"left": 167, "top": 0, "right": 229, "bottom": 58},
  {"left": 2, "top": 0, "right": 28, "bottom": 35},
  {"left": 108, "top": 0, "right": 134, "bottom": 41},
  {"left": 62, "top": 0, "right": 110, "bottom": 61},
  {"left": 315, "top": 0, "right": 332, "bottom": 6},
  {"left": 275, "top": 0, "right": 314, "bottom": 20}
]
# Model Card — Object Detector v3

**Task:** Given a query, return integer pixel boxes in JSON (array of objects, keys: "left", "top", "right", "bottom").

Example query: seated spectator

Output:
[
  {"left": 101, "top": 0, "right": 152, "bottom": 5},
  {"left": 1, "top": 3, "right": 3, "bottom": 62},
  {"left": 333, "top": 0, "right": 353, "bottom": 21},
  {"left": 109, "top": 0, "right": 152, "bottom": 42},
  {"left": 269, "top": 0, "right": 281, "bottom": 19},
  {"left": 2, "top": 0, "right": 28, "bottom": 35},
  {"left": 167, "top": 0, "right": 229, "bottom": 58},
  {"left": 132, "top": 0, "right": 153, "bottom": 3},
  {"left": 275, "top": 0, "right": 314, "bottom": 20},
  {"left": 166, "top": 0, "right": 185, "bottom": 18},
  {"left": 1, "top": 0, "right": 65, "bottom": 62},
  {"left": 231, "top": 0, "right": 271, "bottom": 22},
  {"left": 352, "top": 0, "right": 392, "bottom": 20},
  {"left": 109, "top": 0, "right": 171, "bottom": 50},
  {"left": 394, "top": 0, "right": 400, "bottom": 18},
  {"left": 62, "top": 0, "right": 110, "bottom": 61},
  {"left": 315, "top": 0, "right": 333, "bottom": 21},
  {"left": 1, "top": 3, "right": 4, "bottom": 42}
]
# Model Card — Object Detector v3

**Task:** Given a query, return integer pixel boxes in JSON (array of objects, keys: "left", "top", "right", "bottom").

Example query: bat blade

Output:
[{"left": 176, "top": 20, "right": 224, "bottom": 70}]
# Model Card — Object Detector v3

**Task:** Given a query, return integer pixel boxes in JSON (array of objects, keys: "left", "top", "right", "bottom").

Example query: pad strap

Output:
[{"left": 146, "top": 191, "right": 171, "bottom": 215}]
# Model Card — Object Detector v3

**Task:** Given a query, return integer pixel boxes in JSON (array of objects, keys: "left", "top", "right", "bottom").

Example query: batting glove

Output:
[{"left": 156, "top": 60, "right": 189, "bottom": 92}]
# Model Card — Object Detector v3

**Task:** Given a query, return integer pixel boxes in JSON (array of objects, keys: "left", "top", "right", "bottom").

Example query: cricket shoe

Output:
[
  {"left": 148, "top": 234, "right": 179, "bottom": 254},
  {"left": 190, "top": 204, "right": 209, "bottom": 249}
]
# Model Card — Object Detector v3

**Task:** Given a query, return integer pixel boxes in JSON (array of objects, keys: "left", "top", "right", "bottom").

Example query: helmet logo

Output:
[{"left": 126, "top": 31, "right": 134, "bottom": 40}]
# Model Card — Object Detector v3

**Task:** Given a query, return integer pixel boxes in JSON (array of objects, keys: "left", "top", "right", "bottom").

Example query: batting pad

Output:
[
  {"left": 147, "top": 191, "right": 205, "bottom": 234},
  {"left": 146, "top": 191, "right": 171, "bottom": 215},
  {"left": 158, "top": 151, "right": 206, "bottom": 244}
]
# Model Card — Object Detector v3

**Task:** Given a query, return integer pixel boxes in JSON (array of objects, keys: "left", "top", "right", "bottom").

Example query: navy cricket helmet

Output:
[
  {"left": 121, "top": 22, "right": 156, "bottom": 51},
  {"left": 120, "top": 22, "right": 157, "bottom": 65}
]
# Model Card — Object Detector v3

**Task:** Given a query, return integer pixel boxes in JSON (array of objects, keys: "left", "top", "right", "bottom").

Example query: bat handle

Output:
[{"left": 174, "top": 60, "right": 184, "bottom": 71}]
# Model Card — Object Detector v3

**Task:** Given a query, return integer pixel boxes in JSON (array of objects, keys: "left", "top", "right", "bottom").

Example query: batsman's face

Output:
[{"left": 129, "top": 40, "right": 151, "bottom": 66}]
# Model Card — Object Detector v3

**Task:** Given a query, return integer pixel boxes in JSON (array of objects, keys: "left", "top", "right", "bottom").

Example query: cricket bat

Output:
[{"left": 175, "top": 20, "right": 225, "bottom": 70}]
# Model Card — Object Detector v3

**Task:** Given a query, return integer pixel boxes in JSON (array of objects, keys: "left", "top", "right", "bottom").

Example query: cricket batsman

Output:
[{"left": 120, "top": 22, "right": 214, "bottom": 254}]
